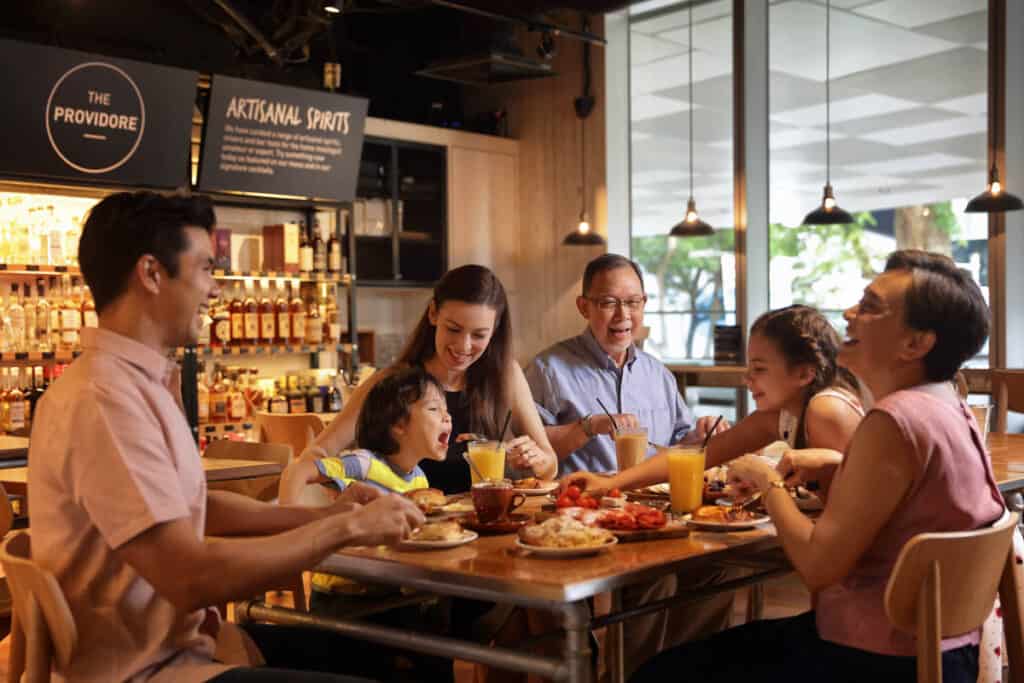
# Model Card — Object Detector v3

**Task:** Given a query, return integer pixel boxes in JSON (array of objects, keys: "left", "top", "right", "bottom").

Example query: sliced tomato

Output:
[{"left": 565, "top": 485, "right": 581, "bottom": 500}]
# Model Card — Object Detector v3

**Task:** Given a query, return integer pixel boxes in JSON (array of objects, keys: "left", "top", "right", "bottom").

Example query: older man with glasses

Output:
[{"left": 524, "top": 253, "right": 734, "bottom": 678}]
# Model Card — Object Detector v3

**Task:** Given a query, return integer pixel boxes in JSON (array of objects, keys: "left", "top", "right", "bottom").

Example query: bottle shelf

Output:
[
  {"left": 178, "top": 343, "right": 353, "bottom": 359},
  {"left": 199, "top": 420, "right": 255, "bottom": 436},
  {"left": 0, "top": 349, "right": 80, "bottom": 364},
  {"left": 213, "top": 270, "right": 352, "bottom": 285},
  {"left": 0, "top": 265, "right": 80, "bottom": 277}
]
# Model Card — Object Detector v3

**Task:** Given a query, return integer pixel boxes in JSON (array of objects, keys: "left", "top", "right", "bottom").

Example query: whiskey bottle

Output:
[
  {"left": 35, "top": 279, "right": 50, "bottom": 353},
  {"left": 258, "top": 281, "right": 275, "bottom": 344},
  {"left": 243, "top": 280, "right": 259, "bottom": 345},
  {"left": 230, "top": 282, "right": 245, "bottom": 346},
  {"left": 289, "top": 283, "right": 306, "bottom": 345},
  {"left": 275, "top": 281, "right": 291, "bottom": 344}
]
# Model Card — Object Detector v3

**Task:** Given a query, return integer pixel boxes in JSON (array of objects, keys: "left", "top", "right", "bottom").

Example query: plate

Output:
[
  {"left": 682, "top": 513, "right": 773, "bottom": 532},
  {"left": 515, "top": 535, "right": 618, "bottom": 558},
  {"left": 511, "top": 480, "right": 559, "bottom": 496},
  {"left": 439, "top": 499, "right": 475, "bottom": 514},
  {"left": 462, "top": 512, "right": 532, "bottom": 535},
  {"left": 399, "top": 530, "right": 478, "bottom": 550},
  {"left": 644, "top": 482, "right": 670, "bottom": 495}
]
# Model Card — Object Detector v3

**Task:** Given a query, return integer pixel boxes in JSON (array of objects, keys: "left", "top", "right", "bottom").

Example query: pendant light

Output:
[
  {"left": 802, "top": 0, "right": 854, "bottom": 226},
  {"left": 669, "top": 1, "right": 713, "bottom": 238},
  {"left": 563, "top": 15, "right": 605, "bottom": 246}
]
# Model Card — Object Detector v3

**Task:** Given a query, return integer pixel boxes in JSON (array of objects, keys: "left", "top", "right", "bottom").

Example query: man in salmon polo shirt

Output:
[{"left": 27, "top": 191, "right": 424, "bottom": 683}]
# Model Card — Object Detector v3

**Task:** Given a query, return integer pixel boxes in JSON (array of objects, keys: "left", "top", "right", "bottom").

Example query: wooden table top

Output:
[
  {"left": 986, "top": 433, "right": 1024, "bottom": 492},
  {"left": 0, "top": 457, "right": 282, "bottom": 489},
  {"left": 0, "top": 436, "right": 29, "bottom": 459},
  {"left": 320, "top": 498, "right": 779, "bottom": 605}
]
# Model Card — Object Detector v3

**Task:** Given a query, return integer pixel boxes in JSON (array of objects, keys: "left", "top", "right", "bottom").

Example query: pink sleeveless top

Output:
[{"left": 815, "top": 387, "right": 1005, "bottom": 656}]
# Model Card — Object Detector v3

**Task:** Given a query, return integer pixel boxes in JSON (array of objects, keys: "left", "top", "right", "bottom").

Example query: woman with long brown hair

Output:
[{"left": 303, "top": 264, "right": 556, "bottom": 493}]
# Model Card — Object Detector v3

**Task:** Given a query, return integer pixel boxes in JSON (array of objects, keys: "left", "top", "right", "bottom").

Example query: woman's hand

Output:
[
  {"left": 506, "top": 435, "right": 556, "bottom": 477},
  {"left": 727, "top": 454, "right": 782, "bottom": 493},
  {"left": 695, "top": 415, "right": 731, "bottom": 440},
  {"left": 776, "top": 448, "right": 843, "bottom": 488},
  {"left": 559, "top": 470, "right": 615, "bottom": 497}
]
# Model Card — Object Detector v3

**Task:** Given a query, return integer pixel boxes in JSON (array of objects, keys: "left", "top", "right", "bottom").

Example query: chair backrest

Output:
[
  {"left": 253, "top": 413, "right": 325, "bottom": 461},
  {"left": 885, "top": 512, "right": 1018, "bottom": 638},
  {"left": 992, "top": 369, "right": 1024, "bottom": 434},
  {"left": 0, "top": 532, "right": 77, "bottom": 681},
  {"left": 203, "top": 439, "right": 292, "bottom": 467}
]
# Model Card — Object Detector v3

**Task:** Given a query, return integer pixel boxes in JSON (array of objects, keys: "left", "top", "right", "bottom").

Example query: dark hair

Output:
[
  {"left": 750, "top": 305, "right": 860, "bottom": 448},
  {"left": 78, "top": 191, "right": 215, "bottom": 312},
  {"left": 356, "top": 367, "right": 445, "bottom": 456},
  {"left": 396, "top": 265, "right": 511, "bottom": 438},
  {"left": 883, "top": 249, "right": 989, "bottom": 382},
  {"left": 582, "top": 253, "right": 645, "bottom": 296}
]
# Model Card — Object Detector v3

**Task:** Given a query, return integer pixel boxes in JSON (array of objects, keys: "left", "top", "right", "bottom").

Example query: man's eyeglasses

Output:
[{"left": 586, "top": 296, "right": 647, "bottom": 312}]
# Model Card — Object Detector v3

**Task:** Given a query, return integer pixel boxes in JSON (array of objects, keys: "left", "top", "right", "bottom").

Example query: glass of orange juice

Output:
[
  {"left": 467, "top": 440, "right": 506, "bottom": 484},
  {"left": 666, "top": 445, "right": 705, "bottom": 515}
]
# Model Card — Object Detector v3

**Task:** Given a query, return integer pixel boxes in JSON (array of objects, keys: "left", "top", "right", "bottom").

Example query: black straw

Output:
[
  {"left": 498, "top": 409, "right": 512, "bottom": 444},
  {"left": 700, "top": 415, "right": 724, "bottom": 451},
  {"left": 594, "top": 397, "right": 619, "bottom": 432}
]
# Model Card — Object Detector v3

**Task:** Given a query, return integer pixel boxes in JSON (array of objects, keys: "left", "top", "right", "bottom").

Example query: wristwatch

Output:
[
  {"left": 767, "top": 479, "right": 788, "bottom": 493},
  {"left": 580, "top": 413, "right": 596, "bottom": 439}
]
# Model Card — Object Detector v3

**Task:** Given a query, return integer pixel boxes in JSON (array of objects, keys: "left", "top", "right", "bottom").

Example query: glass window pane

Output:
[
  {"left": 768, "top": 1, "right": 988, "bottom": 365},
  {"left": 628, "top": 1, "right": 736, "bottom": 363}
]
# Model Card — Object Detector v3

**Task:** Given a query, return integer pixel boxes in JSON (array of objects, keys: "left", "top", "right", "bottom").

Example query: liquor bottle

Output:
[
  {"left": 312, "top": 220, "right": 327, "bottom": 274},
  {"left": 229, "top": 282, "right": 245, "bottom": 346},
  {"left": 286, "top": 375, "right": 306, "bottom": 414},
  {"left": 19, "top": 368, "right": 33, "bottom": 431},
  {"left": 60, "top": 275, "right": 80, "bottom": 350},
  {"left": 48, "top": 277, "right": 61, "bottom": 351},
  {"left": 211, "top": 293, "right": 231, "bottom": 347},
  {"left": 306, "top": 376, "right": 326, "bottom": 414},
  {"left": 322, "top": 285, "right": 341, "bottom": 344},
  {"left": 246, "top": 368, "right": 264, "bottom": 414},
  {"left": 197, "top": 367, "right": 210, "bottom": 424},
  {"left": 326, "top": 380, "right": 342, "bottom": 413},
  {"left": 304, "top": 292, "right": 323, "bottom": 345},
  {"left": 7, "top": 283, "right": 25, "bottom": 353},
  {"left": 47, "top": 205, "right": 63, "bottom": 266},
  {"left": 3, "top": 369, "right": 25, "bottom": 433},
  {"left": 27, "top": 366, "right": 45, "bottom": 426},
  {"left": 81, "top": 284, "right": 98, "bottom": 329},
  {"left": 328, "top": 224, "right": 342, "bottom": 274},
  {"left": 268, "top": 380, "right": 289, "bottom": 414},
  {"left": 289, "top": 283, "right": 306, "bottom": 345},
  {"left": 34, "top": 279, "right": 50, "bottom": 353},
  {"left": 258, "top": 281, "right": 275, "bottom": 343},
  {"left": 22, "top": 283, "right": 37, "bottom": 352},
  {"left": 243, "top": 281, "right": 259, "bottom": 345},
  {"left": 209, "top": 369, "right": 228, "bottom": 424},
  {"left": 228, "top": 371, "right": 247, "bottom": 421},
  {"left": 299, "top": 221, "right": 314, "bottom": 273},
  {"left": 275, "top": 281, "right": 291, "bottom": 344}
]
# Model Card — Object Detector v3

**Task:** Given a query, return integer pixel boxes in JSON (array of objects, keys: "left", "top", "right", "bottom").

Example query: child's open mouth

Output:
[{"left": 438, "top": 431, "right": 450, "bottom": 448}]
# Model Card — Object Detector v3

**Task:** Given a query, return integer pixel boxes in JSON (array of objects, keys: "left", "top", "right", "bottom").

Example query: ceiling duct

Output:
[{"left": 415, "top": 50, "right": 554, "bottom": 86}]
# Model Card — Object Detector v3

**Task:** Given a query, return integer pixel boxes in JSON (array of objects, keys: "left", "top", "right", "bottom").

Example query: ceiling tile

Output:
[
  {"left": 831, "top": 46, "right": 986, "bottom": 103},
  {"left": 772, "top": 94, "right": 919, "bottom": 127},
  {"left": 630, "top": 32, "right": 689, "bottom": 65},
  {"left": 770, "top": 0, "right": 958, "bottom": 82},
  {"left": 629, "top": 0, "right": 732, "bottom": 35},
  {"left": 852, "top": 0, "right": 986, "bottom": 29},
  {"left": 631, "top": 50, "right": 733, "bottom": 95},
  {"left": 660, "top": 15, "right": 733, "bottom": 59},
  {"left": 829, "top": 106, "right": 960, "bottom": 136},
  {"left": 914, "top": 11, "right": 987, "bottom": 45},
  {"left": 859, "top": 115, "right": 986, "bottom": 146},
  {"left": 934, "top": 93, "right": 987, "bottom": 115},
  {"left": 899, "top": 132, "right": 987, "bottom": 160},
  {"left": 844, "top": 152, "right": 974, "bottom": 175},
  {"left": 632, "top": 93, "right": 692, "bottom": 121}
]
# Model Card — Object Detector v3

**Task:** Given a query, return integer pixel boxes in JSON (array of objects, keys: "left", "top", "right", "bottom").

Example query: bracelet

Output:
[
  {"left": 766, "top": 479, "right": 788, "bottom": 494},
  {"left": 580, "top": 413, "right": 595, "bottom": 439}
]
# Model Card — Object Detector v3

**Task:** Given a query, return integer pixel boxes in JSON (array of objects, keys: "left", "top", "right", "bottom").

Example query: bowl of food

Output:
[{"left": 516, "top": 517, "right": 617, "bottom": 557}]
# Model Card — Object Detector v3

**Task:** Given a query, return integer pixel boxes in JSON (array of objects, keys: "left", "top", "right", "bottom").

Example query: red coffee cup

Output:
[{"left": 471, "top": 481, "right": 525, "bottom": 523}]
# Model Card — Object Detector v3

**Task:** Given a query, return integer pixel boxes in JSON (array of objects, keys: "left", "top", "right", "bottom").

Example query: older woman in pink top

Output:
[{"left": 631, "top": 250, "right": 1005, "bottom": 683}]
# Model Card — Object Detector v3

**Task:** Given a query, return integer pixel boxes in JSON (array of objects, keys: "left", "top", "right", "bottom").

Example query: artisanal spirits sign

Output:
[
  {"left": 198, "top": 75, "right": 368, "bottom": 201},
  {"left": 0, "top": 39, "right": 196, "bottom": 187}
]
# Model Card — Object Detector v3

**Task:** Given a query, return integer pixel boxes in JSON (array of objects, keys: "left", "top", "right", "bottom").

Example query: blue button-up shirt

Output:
[{"left": 525, "top": 328, "right": 693, "bottom": 475}]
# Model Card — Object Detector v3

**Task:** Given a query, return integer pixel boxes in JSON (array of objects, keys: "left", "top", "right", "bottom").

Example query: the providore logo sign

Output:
[
  {"left": 199, "top": 75, "right": 368, "bottom": 201},
  {"left": 0, "top": 39, "right": 195, "bottom": 187},
  {"left": 45, "top": 61, "right": 145, "bottom": 174}
]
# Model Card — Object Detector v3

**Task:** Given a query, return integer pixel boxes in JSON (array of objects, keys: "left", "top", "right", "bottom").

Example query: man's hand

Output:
[
  {"left": 323, "top": 481, "right": 384, "bottom": 515},
  {"left": 333, "top": 494, "right": 425, "bottom": 548},
  {"left": 590, "top": 413, "right": 639, "bottom": 436}
]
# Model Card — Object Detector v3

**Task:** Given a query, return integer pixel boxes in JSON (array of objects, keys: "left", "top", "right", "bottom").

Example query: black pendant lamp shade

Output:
[
  {"left": 803, "top": 183, "right": 855, "bottom": 225},
  {"left": 668, "top": 2, "right": 714, "bottom": 238},
  {"left": 802, "top": 0, "right": 853, "bottom": 227},
  {"left": 563, "top": 211, "right": 605, "bottom": 245},
  {"left": 670, "top": 198, "right": 714, "bottom": 237},
  {"left": 965, "top": 166, "right": 1024, "bottom": 213}
]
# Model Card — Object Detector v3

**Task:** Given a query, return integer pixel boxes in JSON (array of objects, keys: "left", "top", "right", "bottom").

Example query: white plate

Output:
[
  {"left": 512, "top": 481, "right": 560, "bottom": 496},
  {"left": 645, "top": 482, "right": 670, "bottom": 495},
  {"left": 682, "top": 514, "right": 773, "bottom": 531},
  {"left": 400, "top": 530, "right": 478, "bottom": 550},
  {"left": 515, "top": 535, "right": 618, "bottom": 558}
]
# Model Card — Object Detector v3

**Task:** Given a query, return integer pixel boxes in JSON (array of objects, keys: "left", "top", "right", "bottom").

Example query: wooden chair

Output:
[
  {"left": 884, "top": 512, "right": 1023, "bottom": 683},
  {"left": 0, "top": 532, "right": 77, "bottom": 683},
  {"left": 0, "top": 483, "right": 15, "bottom": 642},
  {"left": 253, "top": 412, "right": 325, "bottom": 462},
  {"left": 992, "top": 370, "right": 1024, "bottom": 434}
]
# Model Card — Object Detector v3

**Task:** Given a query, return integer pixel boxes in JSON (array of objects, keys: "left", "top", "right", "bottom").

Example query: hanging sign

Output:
[
  {"left": 0, "top": 39, "right": 196, "bottom": 187},
  {"left": 198, "top": 75, "right": 368, "bottom": 201}
]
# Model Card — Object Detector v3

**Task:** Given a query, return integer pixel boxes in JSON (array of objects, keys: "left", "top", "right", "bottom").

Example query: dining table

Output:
[{"left": 236, "top": 433, "right": 1024, "bottom": 683}]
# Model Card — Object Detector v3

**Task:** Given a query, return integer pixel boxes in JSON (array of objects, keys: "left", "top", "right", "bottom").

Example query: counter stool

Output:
[{"left": 885, "top": 511, "right": 1022, "bottom": 683}]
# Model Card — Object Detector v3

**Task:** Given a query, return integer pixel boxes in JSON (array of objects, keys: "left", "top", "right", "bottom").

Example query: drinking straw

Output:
[
  {"left": 594, "top": 397, "right": 620, "bottom": 432},
  {"left": 498, "top": 409, "right": 513, "bottom": 443},
  {"left": 700, "top": 415, "right": 724, "bottom": 451}
]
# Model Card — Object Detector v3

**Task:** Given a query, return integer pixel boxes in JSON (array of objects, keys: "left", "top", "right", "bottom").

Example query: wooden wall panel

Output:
[{"left": 465, "top": 14, "right": 608, "bottom": 364}]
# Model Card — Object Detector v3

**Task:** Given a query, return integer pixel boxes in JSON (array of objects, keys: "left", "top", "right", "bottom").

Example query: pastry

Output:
[
  {"left": 405, "top": 488, "right": 447, "bottom": 513},
  {"left": 412, "top": 520, "right": 464, "bottom": 542}
]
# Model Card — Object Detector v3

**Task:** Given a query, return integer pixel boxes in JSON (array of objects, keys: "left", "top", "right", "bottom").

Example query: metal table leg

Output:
[
  {"left": 562, "top": 601, "right": 593, "bottom": 683},
  {"left": 606, "top": 589, "right": 625, "bottom": 683}
]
